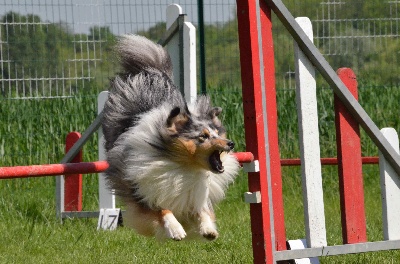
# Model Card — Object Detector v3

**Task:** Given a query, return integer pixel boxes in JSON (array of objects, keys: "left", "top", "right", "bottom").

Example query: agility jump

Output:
[{"left": 236, "top": 0, "right": 400, "bottom": 263}]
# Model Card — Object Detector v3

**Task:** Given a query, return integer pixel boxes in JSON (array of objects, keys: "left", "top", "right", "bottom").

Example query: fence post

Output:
[
  {"left": 294, "top": 17, "right": 327, "bottom": 248},
  {"left": 379, "top": 127, "right": 400, "bottom": 240},
  {"left": 98, "top": 91, "right": 115, "bottom": 209},
  {"left": 259, "top": 0, "right": 287, "bottom": 253},
  {"left": 64, "top": 132, "right": 83, "bottom": 212},
  {"left": 166, "top": 4, "right": 197, "bottom": 104},
  {"left": 237, "top": 0, "right": 285, "bottom": 262},
  {"left": 334, "top": 68, "right": 367, "bottom": 244}
]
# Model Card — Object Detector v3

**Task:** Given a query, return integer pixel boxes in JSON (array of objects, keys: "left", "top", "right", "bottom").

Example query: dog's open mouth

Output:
[{"left": 209, "top": 150, "right": 225, "bottom": 173}]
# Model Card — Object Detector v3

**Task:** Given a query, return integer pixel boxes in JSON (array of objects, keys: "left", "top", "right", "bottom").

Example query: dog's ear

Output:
[
  {"left": 166, "top": 107, "right": 189, "bottom": 133},
  {"left": 209, "top": 107, "right": 222, "bottom": 127}
]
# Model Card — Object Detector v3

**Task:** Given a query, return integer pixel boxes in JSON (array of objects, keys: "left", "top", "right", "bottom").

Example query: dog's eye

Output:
[{"left": 198, "top": 133, "right": 210, "bottom": 142}]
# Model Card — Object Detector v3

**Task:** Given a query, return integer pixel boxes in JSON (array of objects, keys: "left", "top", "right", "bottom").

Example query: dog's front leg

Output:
[
  {"left": 198, "top": 209, "right": 219, "bottom": 240},
  {"left": 160, "top": 209, "right": 187, "bottom": 241}
]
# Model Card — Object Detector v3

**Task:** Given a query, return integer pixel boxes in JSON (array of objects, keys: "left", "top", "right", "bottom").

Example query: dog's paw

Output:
[
  {"left": 165, "top": 223, "right": 187, "bottom": 241},
  {"left": 163, "top": 213, "right": 187, "bottom": 241},
  {"left": 199, "top": 223, "right": 219, "bottom": 241}
]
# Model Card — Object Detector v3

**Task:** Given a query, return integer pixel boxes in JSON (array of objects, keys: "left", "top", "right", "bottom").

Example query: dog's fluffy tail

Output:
[{"left": 116, "top": 34, "right": 173, "bottom": 77}]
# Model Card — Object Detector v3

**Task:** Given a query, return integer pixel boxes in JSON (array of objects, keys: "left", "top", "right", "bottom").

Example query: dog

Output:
[{"left": 102, "top": 35, "right": 239, "bottom": 241}]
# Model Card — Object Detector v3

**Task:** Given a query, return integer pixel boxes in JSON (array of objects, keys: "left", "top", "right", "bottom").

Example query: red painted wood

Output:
[
  {"left": 236, "top": 0, "right": 274, "bottom": 262},
  {"left": 0, "top": 152, "right": 253, "bottom": 179},
  {"left": 280, "top": 156, "right": 379, "bottom": 166},
  {"left": 334, "top": 68, "right": 367, "bottom": 243},
  {"left": 0, "top": 161, "right": 109, "bottom": 179},
  {"left": 0, "top": 155, "right": 379, "bottom": 179},
  {"left": 259, "top": 0, "right": 287, "bottom": 252},
  {"left": 232, "top": 152, "right": 254, "bottom": 163},
  {"left": 64, "top": 132, "right": 83, "bottom": 212}
]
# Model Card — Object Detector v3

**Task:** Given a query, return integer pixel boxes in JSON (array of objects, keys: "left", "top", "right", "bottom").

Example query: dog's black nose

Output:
[{"left": 227, "top": 141, "right": 235, "bottom": 150}]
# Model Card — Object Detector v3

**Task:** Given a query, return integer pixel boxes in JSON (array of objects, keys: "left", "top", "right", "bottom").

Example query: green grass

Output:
[{"left": 1, "top": 84, "right": 400, "bottom": 263}]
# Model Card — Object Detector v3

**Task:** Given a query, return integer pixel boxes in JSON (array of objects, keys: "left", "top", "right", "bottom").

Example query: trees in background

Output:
[{"left": 0, "top": 12, "right": 115, "bottom": 96}]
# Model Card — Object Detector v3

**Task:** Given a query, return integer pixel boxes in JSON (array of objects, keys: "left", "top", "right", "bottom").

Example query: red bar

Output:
[
  {"left": 64, "top": 132, "right": 83, "bottom": 212},
  {"left": 0, "top": 161, "right": 109, "bottom": 179},
  {"left": 280, "top": 156, "right": 379, "bottom": 166},
  {"left": 0, "top": 152, "right": 252, "bottom": 179},
  {"left": 236, "top": 0, "right": 275, "bottom": 262},
  {"left": 0, "top": 154, "right": 378, "bottom": 179},
  {"left": 233, "top": 152, "right": 254, "bottom": 163},
  {"left": 335, "top": 68, "right": 367, "bottom": 243}
]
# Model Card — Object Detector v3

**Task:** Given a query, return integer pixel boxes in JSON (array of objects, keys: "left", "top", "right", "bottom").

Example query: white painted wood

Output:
[
  {"left": 166, "top": 4, "right": 182, "bottom": 29},
  {"left": 294, "top": 17, "right": 327, "bottom": 247},
  {"left": 287, "top": 239, "right": 320, "bottom": 264},
  {"left": 166, "top": 4, "right": 181, "bottom": 91},
  {"left": 244, "top": 191, "right": 262, "bottom": 204},
  {"left": 55, "top": 176, "right": 64, "bottom": 219},
  {"left": 183, "top": 21, "right": 197, "bottom": 105},
  {"left": 165, "top": 4, "right": 197, "bottom": 104},
  {"left": 98, "top": 91, "right": 115, "bottom": 209},
  {"left": 379, "top": 127, "right": 400, "bottom": 240},
  {"left": 242, "top": 160, "right": 260, "bottom": 172}
]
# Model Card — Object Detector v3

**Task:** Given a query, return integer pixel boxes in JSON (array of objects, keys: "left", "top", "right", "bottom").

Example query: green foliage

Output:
[
  {"left": 1, "top": 12, "right": 73, "bottom": 87},
  {"left": 137, "top": 22, "right": 167, "bottom": 42},
  {"left": 0, "top": 95, "right": 99, "bottom": 166},
  {"left": 203, "top": 19, "right": 242, "bottom": 88}
]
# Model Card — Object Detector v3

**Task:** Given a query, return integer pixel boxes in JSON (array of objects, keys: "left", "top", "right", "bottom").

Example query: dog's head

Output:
[{"left": 165, "top": 96, "right": 234, "bottom": 173}]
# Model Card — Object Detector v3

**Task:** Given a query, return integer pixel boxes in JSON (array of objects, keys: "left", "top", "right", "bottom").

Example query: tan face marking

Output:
[
  {"left": 202, "top": 128, "right": 211, "bottom": 138},
  {"left": 176, "top": 138, "right": 197, "bottom": 155}
]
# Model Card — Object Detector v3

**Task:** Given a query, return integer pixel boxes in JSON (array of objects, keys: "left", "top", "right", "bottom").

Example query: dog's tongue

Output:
[{"left": 209, "top": 150, "right": 224, "bottom": 173}]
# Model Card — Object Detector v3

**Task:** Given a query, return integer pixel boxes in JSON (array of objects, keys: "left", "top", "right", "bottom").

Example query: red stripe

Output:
[
  {"left": 0, "top": 161, "right": 109, "bottom": 179},
  {"left": 64, "top": 132, "right": 83, "bottom": 212},
  {"left": 335, "top": 68, "right": 367, "bottom": 243}
]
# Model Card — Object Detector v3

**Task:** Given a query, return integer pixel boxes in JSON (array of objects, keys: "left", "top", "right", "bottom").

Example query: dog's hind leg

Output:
[
  {"left": 198, "top": 208, "right": 219, "bottom": 240},
  {"left": 159, "top": 209, "right": 187, "bottom": 241}
]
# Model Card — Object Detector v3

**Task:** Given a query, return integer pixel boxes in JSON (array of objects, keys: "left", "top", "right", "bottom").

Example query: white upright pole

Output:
[
  {"left": 98, "top": 91, "right": 115, "bottom": 209},
  {"left": 294, "top": 17, "right": 327, "bottom": 248},
  {"left": 379, "top": 127, "right": 400, "bottom": 240}
]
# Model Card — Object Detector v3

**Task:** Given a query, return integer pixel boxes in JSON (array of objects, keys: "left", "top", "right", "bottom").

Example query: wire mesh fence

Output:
[
  {"left": 276, "top": 0, "right": 400, "bottom": 90},
  {"left": 1, "top": 1, "right": 399, "bottom": 96},
  {"left": 0, "top": 0, "right": 235, "bottom": 99}
]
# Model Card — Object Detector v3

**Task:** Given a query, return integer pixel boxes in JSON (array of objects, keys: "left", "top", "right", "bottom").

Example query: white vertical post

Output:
[
  {"left": 166, "top": 4, "right": 197, "bottom": 104},
  {"left": 379, "top": 127, "right": 400, "bottom": 240},
  {"left": 166, "top": 4, "right": 181, "bottom": 91},
  {"left": 98, "top": 91, "right": 115, "bottom": 209},
  {"left": 55, "top": 175, "right": 64, "bottom": 219},
  {"left": 294, "top": 17, "right": 327, "bottom": 247},
  {"left": 183, "top": 19, "right": 197, "bottom": 104}
]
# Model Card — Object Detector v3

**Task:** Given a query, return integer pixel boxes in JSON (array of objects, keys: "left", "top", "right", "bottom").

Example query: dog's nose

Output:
[{"left": 227, "top": 141, "right": 235, "bottom": 150}]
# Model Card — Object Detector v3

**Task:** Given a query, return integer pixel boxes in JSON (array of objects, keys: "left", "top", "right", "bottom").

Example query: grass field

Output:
[{"left": 1, "top": 84, "right": 400, "bottom": 263}]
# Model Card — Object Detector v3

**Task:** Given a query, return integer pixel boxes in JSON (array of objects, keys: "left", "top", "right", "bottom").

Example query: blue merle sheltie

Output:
[{"left": 102, "top": 35, "right": 239, "bottom": 241}]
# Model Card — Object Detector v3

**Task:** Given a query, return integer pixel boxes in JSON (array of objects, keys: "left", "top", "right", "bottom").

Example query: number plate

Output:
[{"left": 97, "top": 208, "right": 121, "bottom": 231}]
